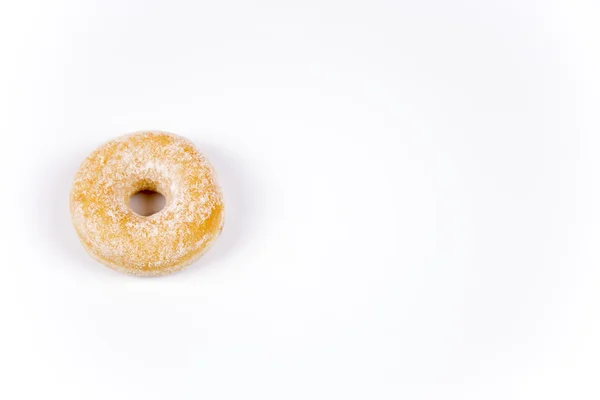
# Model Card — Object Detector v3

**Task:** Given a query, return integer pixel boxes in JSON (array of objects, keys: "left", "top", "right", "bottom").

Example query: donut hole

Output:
[{"left": 129, "top": 190, "right": 166, "bottom": 217}]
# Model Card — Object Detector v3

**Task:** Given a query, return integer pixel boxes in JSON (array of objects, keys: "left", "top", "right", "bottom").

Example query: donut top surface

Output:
[{"left": 70, "top": 131, "right": 224, "bottom": 276}]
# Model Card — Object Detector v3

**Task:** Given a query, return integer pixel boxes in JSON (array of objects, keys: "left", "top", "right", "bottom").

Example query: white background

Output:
[{"left": 1, "top": 1, "right": 600, "bottom": 399}]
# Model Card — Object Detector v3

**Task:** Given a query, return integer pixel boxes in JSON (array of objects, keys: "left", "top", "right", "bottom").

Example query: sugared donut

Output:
[{"left": 70, "top": 131, "right": 224, "bottom": 276}]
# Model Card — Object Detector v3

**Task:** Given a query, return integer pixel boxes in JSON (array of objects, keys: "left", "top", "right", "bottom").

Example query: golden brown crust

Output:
[{"left": 70, "top": 131, "right": 224, "bottom": 276}]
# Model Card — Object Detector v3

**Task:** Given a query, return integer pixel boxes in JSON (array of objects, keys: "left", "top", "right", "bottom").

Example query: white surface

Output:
[{"left": 1, "top": 0, "right": 600, "bottom": 399}]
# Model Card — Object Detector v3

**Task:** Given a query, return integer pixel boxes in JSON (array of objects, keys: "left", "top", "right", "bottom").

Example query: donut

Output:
[{"left": 70, "top": 131, "right": 224, "bottom": 276}]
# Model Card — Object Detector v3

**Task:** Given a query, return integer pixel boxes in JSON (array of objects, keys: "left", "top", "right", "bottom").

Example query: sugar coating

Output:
[{"left": 70, "top": 131, "right": 224, "bottom": 276}]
